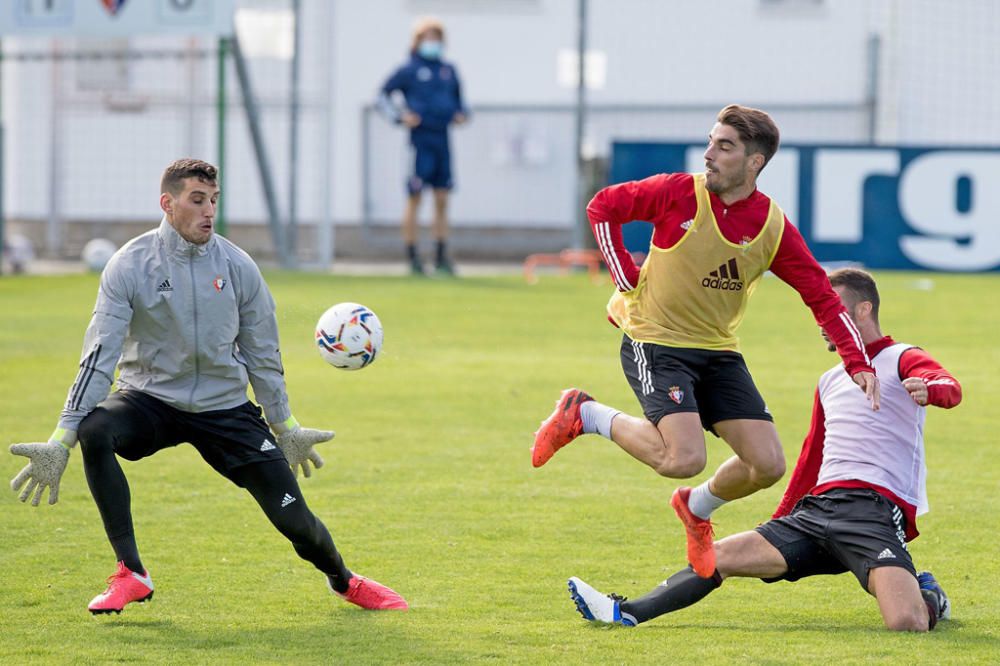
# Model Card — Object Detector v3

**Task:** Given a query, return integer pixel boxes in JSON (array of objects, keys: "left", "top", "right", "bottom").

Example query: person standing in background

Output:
[{"left": 378, "top": 17, "right": 468, "bottom": 276}]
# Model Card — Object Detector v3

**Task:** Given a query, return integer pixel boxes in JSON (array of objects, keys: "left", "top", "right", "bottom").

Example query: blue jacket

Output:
[{"left": 378, "top": 54, "right": 467, "bottom": 136}]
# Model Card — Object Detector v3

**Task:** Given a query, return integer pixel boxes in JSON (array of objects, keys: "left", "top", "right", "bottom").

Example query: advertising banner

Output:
[
  {"left": 610, "top": 142, "right": 1000, "bottom": 271},
  {"left": 0, "top": 0, "right": 234, "bottom": 38}
]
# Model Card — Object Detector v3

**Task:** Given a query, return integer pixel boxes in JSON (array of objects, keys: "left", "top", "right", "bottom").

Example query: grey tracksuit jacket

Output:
[{"left": 58, "top": 219, "right": 291, "bottom": 431}]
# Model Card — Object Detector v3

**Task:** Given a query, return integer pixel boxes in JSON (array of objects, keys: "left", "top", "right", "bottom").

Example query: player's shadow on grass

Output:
[
  {"left": 92, "top": 619, "right": 175, "bottom": 629},
  {"left": 94, "top": 613, "right": 462, "bottom": 662},
  {"left": 635, "top": 619, "right": 968, "bottom": 634},
  {"left": 419, "top": 276, "right": 528, "bottom": 291}
]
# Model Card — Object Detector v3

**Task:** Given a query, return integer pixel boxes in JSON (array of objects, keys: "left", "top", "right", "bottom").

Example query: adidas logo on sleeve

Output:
[
  {"left": 281, "top": 493, "right": 297, "bottom": 508},
  {"left": 260, "top": 439, "right": 277, "bottom": 451},
  {"left": 701, "top": 258, "right": 744, "bottom": 291}
]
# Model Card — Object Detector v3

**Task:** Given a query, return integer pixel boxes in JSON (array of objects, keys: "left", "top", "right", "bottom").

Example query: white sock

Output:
[
  {"left": 688, "top": 482, "right": 727, "bottom": 520},
  {"left": 580, "top": 401, "right": 621, "bottom": 439}
]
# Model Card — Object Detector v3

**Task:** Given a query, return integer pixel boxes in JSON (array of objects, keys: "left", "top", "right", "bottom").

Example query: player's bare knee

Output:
[
  {"left": 750, "top": 456, "right": 786, "bottom": 488},
  {"left": 713, "top": 540, "right": 736, "bottom": 574},
  {"left": 656, "top": 450, "right": 706, "bottom": 478},
  {"left": 884, "top": 609, "right": 929, "bottom": 632}
]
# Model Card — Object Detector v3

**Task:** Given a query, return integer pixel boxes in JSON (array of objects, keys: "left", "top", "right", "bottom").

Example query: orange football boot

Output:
[
  {"left": 532, "top": 388, "right": 594, "bottom": 468},
  {"left": 670, "top": 486, "right": 717, "bottom": 578}
]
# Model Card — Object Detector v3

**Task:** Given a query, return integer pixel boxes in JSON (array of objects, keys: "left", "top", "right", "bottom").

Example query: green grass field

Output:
[{"left": 1, "top": 269, "right": 998, "bottom": 664}]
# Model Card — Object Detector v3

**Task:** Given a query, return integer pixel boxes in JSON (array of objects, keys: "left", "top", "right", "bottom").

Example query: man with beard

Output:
[{"left": 532, "top": 105, "right": 879, "bottom": 579}]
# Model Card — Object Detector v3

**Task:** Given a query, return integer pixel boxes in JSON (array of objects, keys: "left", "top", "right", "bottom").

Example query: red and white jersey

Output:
[
  {"left": 817, "top": 343, "right": 928, "bottom": 512},
  {"left": 773, "top": 336, "right": 962, "bottom": 541}
]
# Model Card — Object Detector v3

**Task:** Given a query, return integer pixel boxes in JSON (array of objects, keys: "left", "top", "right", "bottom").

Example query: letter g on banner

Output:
[{"left": 899, "top": 152, "right": 1000, "bottom": 271}]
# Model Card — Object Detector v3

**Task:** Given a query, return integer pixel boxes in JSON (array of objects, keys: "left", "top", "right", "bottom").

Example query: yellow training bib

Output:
[{"left": 607, "top": 173, "right": 785, "bottom": 352}]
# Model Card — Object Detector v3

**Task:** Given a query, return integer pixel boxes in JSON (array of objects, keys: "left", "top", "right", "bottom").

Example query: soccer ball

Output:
[
  {"left": 315, "top": 302, "right": 383, "bottom": 370},
  {"left": 81, "top": 238, "right": 117, "bottom": 272}
]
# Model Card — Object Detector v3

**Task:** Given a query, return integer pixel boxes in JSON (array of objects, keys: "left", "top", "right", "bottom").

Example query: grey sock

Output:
[{"left": 580, "top": 401, "right": 621, "bottom": 439}]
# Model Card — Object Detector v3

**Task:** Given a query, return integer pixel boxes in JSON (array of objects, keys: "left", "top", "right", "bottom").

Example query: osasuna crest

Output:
[
  {"left": 102, "top": 0, "right": 129, "bottom": 16},
  {"left": 668, "top": 385, "right": 684, "bottom": 404},
  {"left": 212, "top": 276, "right": 227, "bottom": 292}
]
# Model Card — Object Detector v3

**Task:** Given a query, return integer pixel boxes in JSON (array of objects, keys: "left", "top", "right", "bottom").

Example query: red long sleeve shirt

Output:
[
  {"left": 772, "top": 336, "right": 962, "bottom": 540},
  {"left": 587, "top": 172, "right": 874, "bottom": 377}
]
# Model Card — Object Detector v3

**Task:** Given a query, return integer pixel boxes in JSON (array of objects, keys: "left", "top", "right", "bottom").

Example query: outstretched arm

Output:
[
  {"left": 10, "top": 257, "right": 132, "bottom": 506},
  {"left": 59, "top": 256, "right": 133, "bottom": 431},
  {"left": 235, "top": 262, "right": 291, "bottom": 426},
  {"left": 235, "top": 261, "right": 333, "bottom": 477}
]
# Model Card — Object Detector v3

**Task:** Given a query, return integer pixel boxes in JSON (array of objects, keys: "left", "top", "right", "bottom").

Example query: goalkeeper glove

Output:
[
  {"left": 271, "top": 416, "right": 334, "bottom": 478},
  {"left": 10, "top": 427, "right": 77, "bottom": 506}
]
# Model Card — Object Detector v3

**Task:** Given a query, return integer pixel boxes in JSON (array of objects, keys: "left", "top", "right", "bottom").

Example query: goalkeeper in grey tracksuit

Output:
[{"left": 9, "top": 159, "right": 408, "bottom": 614}]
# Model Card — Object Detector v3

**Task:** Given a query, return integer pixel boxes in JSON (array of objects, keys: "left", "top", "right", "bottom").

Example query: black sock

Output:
[
  {"left": 620, "top": 566, "right": 723, "bottom": 624},
  {"left": 78, "top": 404, "right": 145, "bottom": 576},
  {"left": 407, "top": 244, "right": 418, "bottom": 261},
  {"left": 435, "top": 240, "right": 447, "bottom": 264},
  {"left": 111, "top": 535, "right": 144, "bottom": 574},
  {"left": 328, "top": 574, "right": 352, "bottom": 595}
]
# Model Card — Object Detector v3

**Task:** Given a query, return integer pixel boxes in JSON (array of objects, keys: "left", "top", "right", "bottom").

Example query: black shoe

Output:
[
  {"left": 435, "top": 258, "right": 456, "bottom": 277},
  {"left": 917, "top": 571, "right": 951, "bottom": 621}
]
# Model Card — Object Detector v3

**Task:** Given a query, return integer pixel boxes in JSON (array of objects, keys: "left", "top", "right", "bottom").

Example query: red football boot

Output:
[
  {"left": 532, "top": 389, "right": 594, "bottom": 468},
  {"left": 88, "top": 561, "right": 154, "bottom": 614},
  {"left": 670, "top": 487, "right": 717, "bottom": 578},
  {"left": 332, "top": 575, "right": 409, "bottom": 610}
]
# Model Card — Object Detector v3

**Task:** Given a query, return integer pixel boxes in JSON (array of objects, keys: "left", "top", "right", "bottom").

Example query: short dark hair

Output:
[
  {"left": 717, "top": 104, "right": 780, "bottom": 170},
  {"left": 161, "top": 158, "right": 217, "bottom": 196},
  {"left": 829, "top": 267, "right": 880, "bottom": 323}
]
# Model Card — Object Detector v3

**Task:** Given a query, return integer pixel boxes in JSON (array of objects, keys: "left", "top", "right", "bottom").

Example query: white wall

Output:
[
  {"left": 3, "top": 0, "right": 999, "bottom": 238},
  {"left": 587, "top": 0, "right": 871, "bottom": 105}
]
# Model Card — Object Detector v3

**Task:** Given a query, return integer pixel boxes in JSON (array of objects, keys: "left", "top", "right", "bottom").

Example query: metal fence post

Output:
[
  {"left": 231, "top": 33, "right": 288, "bottom": 267},
  {"left": 866, "top": 32, "right": 881, "bottom": 144},
  {"left": 361, "top": 105, "right": 372, "bottom": 245},
  {"left": 572, "top": 0, "right": 588, "bottom": 250},
  {"left": 216, "top": 36, "right": 228, "bottom": 237},
  {"left": 286, "top": 0, "right": 301, "bottom": 268}
]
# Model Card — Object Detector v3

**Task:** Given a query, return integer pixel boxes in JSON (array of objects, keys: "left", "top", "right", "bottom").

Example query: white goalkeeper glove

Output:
[
  {"left": 271, "top": 416, "right": 334, "bottom": 478},
  {"left": 10, "top": 427, "right": 77, "bottom": 506}
]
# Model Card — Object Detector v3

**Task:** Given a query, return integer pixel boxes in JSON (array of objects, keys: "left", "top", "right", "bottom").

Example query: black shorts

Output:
[
  {"left": 82, "top": 390, "right": 286, "bottom": 485},
  {"left": 619, "top": 335, "right": 772, "bottom": 432},
  {"left": 755, "top": 488, "right": 916, "bottom": 592}
]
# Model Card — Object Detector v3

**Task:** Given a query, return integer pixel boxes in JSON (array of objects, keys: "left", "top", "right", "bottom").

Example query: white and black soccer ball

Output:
[
  {"left": 81, "top": 238, "right": 117, "bottom": 272},
  {"left": 314, "top": 302, "right": 383, "bottom": 370}
]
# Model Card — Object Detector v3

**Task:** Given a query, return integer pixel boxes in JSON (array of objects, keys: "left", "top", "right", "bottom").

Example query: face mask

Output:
[{"left": 418, "top": 40, "right": 443, "bottom": 60}]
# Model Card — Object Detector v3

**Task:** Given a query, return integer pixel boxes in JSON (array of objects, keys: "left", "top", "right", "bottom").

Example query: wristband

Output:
[
  {"left": 50, "top": 427, "right": 77, "bottom": 451},
  {"left": 271, "top": 415, "right": 300, "bottom": 434}
]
